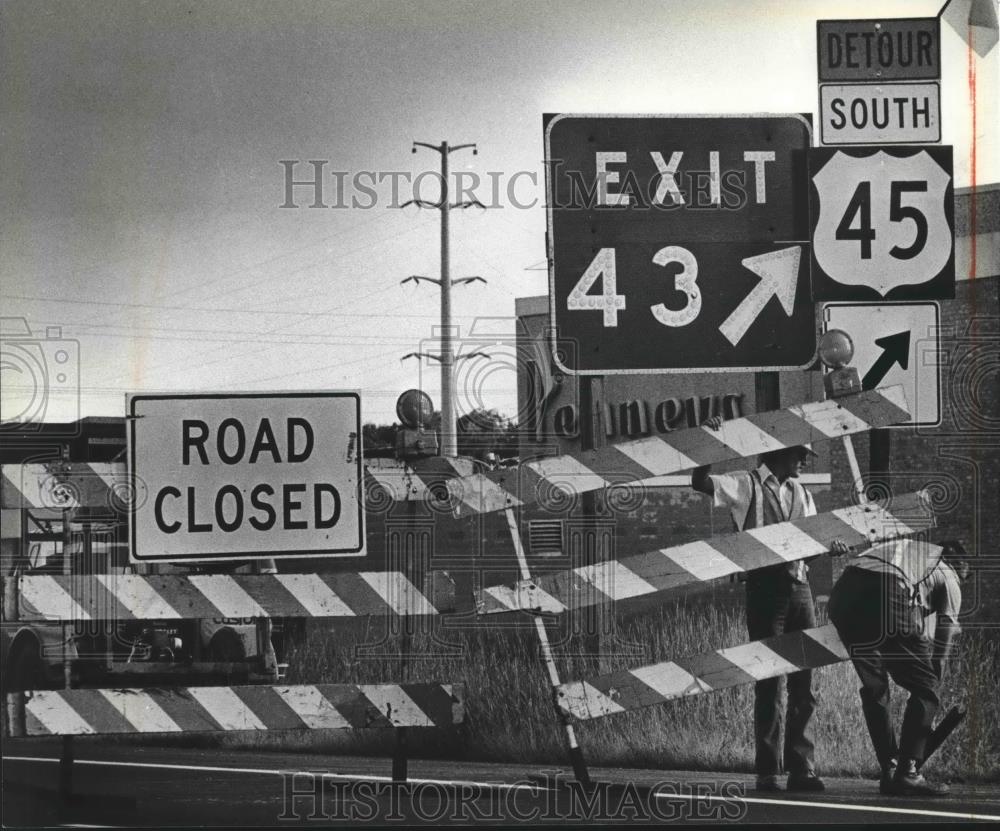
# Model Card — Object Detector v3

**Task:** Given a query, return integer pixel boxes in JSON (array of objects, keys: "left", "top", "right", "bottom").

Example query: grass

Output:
[{"left": 216, "top": 597, "right": 999, "bottom": 782}]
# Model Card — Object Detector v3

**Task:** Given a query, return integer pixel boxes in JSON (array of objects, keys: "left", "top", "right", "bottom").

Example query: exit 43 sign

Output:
[
  {"left": 809, "top": 146, "right": 954, "bottom": 300},
  {"left": 545, "top": 114, "right": 816, "bottom": 374}
]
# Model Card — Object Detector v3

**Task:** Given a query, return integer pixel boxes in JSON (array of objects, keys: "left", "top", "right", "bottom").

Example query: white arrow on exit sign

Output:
[{"left": 719, "top": 246, "right": 801, "bottom": 346}]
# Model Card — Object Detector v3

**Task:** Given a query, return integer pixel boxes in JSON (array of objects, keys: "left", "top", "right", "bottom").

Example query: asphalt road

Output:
[{"left": 3, "top": 739, "right": 999, "bottom": 827}]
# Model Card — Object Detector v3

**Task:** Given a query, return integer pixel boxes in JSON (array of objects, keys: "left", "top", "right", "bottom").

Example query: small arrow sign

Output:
[
  {"left": 719, "top": 246, "right": 801, "bottom": 346},
  {"left": 861, "top": 330, "right": 911, "bottom": 390}
]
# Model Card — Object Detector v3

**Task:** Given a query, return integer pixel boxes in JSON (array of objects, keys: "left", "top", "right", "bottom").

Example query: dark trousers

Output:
[
  {"left": 828, "top": 566, "right": 939, "bottom": 765},
  {"left": 745, "top": 572, "right": 817, "bottom": 778}
]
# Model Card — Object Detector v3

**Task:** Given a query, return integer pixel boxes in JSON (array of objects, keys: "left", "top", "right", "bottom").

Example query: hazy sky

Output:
[{"left": 1, "top": 0, "right": 996, "bottom": 425}]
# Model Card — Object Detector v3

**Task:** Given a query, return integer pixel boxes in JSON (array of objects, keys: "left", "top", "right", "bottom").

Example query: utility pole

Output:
[{"left": 401, "top": 141, "right": 485, "bottom": 457}]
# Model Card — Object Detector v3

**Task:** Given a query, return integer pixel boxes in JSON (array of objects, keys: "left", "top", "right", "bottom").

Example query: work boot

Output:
[
  {"left": 878, "top": 758, "right": 898, "bottom": 795},
  {"left": 787, "top": 771, "right": 826, "bottom": 792},
  {"left": 890, "top": 758, "right": 950, "bottom": 797},
  {"left": 755, "top": 775, "right": 781, "bottom": 792}
]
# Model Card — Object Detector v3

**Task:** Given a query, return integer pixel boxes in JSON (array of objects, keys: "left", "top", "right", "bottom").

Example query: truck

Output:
[{"left": 1, "top": 420, "right": 281, "bottom": 691}]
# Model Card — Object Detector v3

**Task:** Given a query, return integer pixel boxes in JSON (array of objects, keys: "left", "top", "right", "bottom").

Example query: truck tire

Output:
[
  {"left": 6, "top": 639, "right": 50, "bottom": 692},
  {"left": 207, "top": 628, "right": 245, "bottom": 663}
]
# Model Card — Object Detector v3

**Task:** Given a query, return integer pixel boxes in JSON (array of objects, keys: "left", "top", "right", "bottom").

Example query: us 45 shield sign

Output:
[{"left": 809, "top": 146, "right": 954, "bottom": 300}]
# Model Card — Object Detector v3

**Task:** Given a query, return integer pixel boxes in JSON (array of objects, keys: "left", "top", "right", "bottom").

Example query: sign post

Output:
[
  {"left": 814, "top": 16, "right": 948, "bottom": 502},
  {"left": 128, "top": 392, "right": 364, "bottom": 563},
  {"left": 545, "top": 114, "right": 816, "bottom": 374}
]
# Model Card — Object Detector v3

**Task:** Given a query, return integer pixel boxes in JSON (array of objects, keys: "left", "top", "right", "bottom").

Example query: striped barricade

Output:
[
  {"left": 476, "top": 491, "right": 934, "bottom": 614},
  {"left": 6, "top": 683, "right": 464, "bottom": 737},
  {"left": 366, "top": 386, "right": 911, "bottom": 516},
  {"left": 1, "top": 462, "right": 133, "bottom": 512},
  {"left": 2, "top": 459, "right": 469, "bottom": 512},
  {"left": 3, "top": 465, "right": 465, "bottom": 788},
  {"left": 363, "top": 456, "right": 478, "bottom": 504},
  {"left": 556, "top": 624, "right": 848, "bottom": 722},
  {"left": 12, "top": 569, "right": 456, "bottom": 622}
]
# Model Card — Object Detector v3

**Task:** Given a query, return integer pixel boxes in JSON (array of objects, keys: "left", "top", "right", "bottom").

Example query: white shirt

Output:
[
  {"left": 710, "top": 464, "right": 817, "bottom": 530},
  {"left": 709, "top": 464, "right": 817, "bottom": 582}
]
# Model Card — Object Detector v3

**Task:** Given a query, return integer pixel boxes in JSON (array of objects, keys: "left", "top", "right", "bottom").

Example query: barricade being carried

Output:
[{"left": 382, "top": 385, "right": 931, "bottom": 785}]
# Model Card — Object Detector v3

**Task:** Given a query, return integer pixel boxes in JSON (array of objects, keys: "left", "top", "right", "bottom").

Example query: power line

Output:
[
  {"left": 134, "top": 263, "right": 464, "bottom": 381},
  {"left": 194, "top": 209, "right": 437, "bottom": 306},
  {"left": 237, "top": 346, "right": 406, "bottom": 385},
  {"left": 21, "top": 323, "right": 422, "bottom": 346},
  {"left": 5, "top": 293, "right": 485, "bottom": 320},
  {"left": 158, "top": 207, "right": 401, "bottom": 304},
  {"left": 134, "top": 230, "right": 444, "bottom": 380}
]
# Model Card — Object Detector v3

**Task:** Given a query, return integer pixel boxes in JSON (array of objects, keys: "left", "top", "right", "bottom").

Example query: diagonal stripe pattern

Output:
[
  {"left": 14, "top": 571, "right": 455, "bottom": 621},
  {"left": 10, "top": 683, "right": 465, "bottom": 737},
  {"left": 366, "top": 386, "right": 911, "bottom": 516},
  {"left": 557, "top": 624, "right": 848, "bottom": 722},
  {"left": 1, "top": 462, "right": 133, "bottom": 511},
  {"left": 476, "top": 491, "right": 933, "bottom": 614},
  {"left": 363, "top": 456, "right": 479, "bottom": 504}
]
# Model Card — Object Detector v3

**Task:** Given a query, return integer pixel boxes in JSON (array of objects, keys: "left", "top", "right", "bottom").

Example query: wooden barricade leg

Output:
[
  {"left": 869, "top": 427, "right": 892, "bottom": 504},
  {"left": 504, "top": 509, "right": 591, "bottom": 787},
  {"left": 6, "top": 691, "right": 27, "bottom": 737},
  {"left": 392, "top": 728, "right": 409, "bottom": 784},
  {"left": 390, "top": 497, "right": 420, "bottom": 785},
  {"left": 392, "top": 602, "right": 410, "bottom": 785},
  {"left": 842, "top": 435, "right": 868, "bottom": 504},
  {"left": 59, "top": 736, "right": 74, "bottom": 802},
  {"left": 60, "top": 503, "right": 74, "bottom": 801}
]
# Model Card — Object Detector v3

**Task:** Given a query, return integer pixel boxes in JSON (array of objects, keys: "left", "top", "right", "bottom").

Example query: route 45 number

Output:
[
  {"left": 836, "top": 180, "right": 928, "bottom": 261},
  {"left": 810, "top": 147, "right": 953, "bottom": 300}
]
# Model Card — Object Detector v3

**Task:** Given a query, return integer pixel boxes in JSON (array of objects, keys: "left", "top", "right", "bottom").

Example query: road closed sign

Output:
[
  {"left": 127, "top": 392, "right": 364, "bottom": 562},
  {"left": 809, "top": 146, "right": 954, "bottom": 301}
]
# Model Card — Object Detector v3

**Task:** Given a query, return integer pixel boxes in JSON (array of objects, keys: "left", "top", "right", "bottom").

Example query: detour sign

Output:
[{"left": 127, "top": 392, "right": 363, "bottom": 562}]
